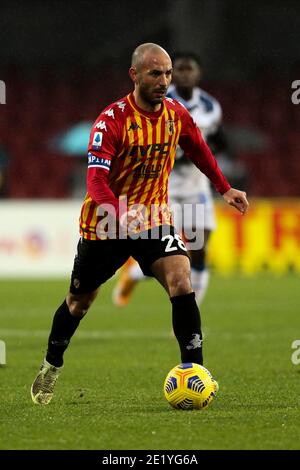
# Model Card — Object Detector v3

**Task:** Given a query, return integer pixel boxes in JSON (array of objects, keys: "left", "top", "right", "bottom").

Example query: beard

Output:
[{"left": 139, "top": 83, "right": 166, "bottom": 105}]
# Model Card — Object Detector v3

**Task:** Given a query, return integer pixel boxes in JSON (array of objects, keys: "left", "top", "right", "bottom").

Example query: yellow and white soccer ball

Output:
[{"left": 164, "top": 363, "right": 218, "bottom": 410}]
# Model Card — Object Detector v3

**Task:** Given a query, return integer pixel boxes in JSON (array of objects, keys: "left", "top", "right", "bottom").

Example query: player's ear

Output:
[{"left": 129, "top": 66, "right": 138, "bottom": 84}]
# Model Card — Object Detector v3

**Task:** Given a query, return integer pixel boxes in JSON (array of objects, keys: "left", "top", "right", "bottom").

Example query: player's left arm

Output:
[{"left": 178, "top": 107, "right": 249, "bottom": 214}]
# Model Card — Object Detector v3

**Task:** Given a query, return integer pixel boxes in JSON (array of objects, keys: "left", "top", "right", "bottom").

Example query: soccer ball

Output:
[{"left": 164, "top": 363, "right": 218, "bottom": 410}]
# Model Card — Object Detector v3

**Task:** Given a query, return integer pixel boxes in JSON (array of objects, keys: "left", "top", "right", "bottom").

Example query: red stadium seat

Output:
[{"left": 2, "top": 70, "right": 299, "bottom": 198}]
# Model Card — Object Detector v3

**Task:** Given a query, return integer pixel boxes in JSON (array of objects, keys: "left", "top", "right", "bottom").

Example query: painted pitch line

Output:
[{"left": 0, "top": 328, "right": 173, "bottom": 340}]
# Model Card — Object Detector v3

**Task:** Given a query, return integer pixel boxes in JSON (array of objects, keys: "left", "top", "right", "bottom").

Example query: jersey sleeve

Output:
[
  {"left": 86, "top": 107, "right": 123, "bottom": 214},
  {"left": 87, "top": 108, "right": 122, "bottom": 172},
  {"left": 178, "top": 107, "right": 231, "bottom": 194}
]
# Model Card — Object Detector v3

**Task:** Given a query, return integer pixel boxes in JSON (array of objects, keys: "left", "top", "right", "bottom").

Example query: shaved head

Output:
[
  {"left": 129, "top": 43, "right": 173, "bottom": 112},
  {"left": 131, "top": 43, "right": 171, "bottom": 71}
]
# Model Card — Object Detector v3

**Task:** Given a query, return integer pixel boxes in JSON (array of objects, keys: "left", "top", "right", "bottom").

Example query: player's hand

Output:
[
  {"left": 119, "top": 208, "right": 145, "bottom": 234},
  {"left": 222, "top": 188, "right": 249, "bottom": 215}
]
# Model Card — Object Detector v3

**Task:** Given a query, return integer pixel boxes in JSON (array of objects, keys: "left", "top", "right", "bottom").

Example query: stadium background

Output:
[
  {"left": 0, "top": 0, "right": 300, "bottom": 451},
  {"left": 1, "top": 0, "right": 300, "bottom": 276}
]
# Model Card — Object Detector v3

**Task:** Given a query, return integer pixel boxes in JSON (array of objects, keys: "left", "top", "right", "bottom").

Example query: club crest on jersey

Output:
[
  {"left": 92, "top": 132, "right": 103, "bottom": 149},
  {"left": 73, "top": 278, "right": 80, "bottom": 289},
  {"left": 166, "top": 120, "right": 175, "bottom": 135}
]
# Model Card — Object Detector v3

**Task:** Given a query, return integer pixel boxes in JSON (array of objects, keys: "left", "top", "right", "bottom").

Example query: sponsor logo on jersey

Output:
[
  {"left": 88, "top": 152, "right": 111, "bottom": 170},
  {"left": 116, "top": 101, "right": 126, "bottom": 112},
  {"left": 129, "top": 143, "right": 170, "bottom": 158},
  {"left": 94, "top": 120, "right": 107, "bottom": 131},
  {"left": 104, "top": 108, "right": 115, "bottom": 119},
  {"left": 92, "top": 132, "right": 103, "bottom": 149},
  {"left": 128, "top": 121, "right": 142, "bottom": 131},
  {"left": 133, "top": 163, "right": 162, "bottom": 179}
]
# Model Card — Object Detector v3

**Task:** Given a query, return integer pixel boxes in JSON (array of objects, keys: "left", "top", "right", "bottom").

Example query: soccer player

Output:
[
  {"left": 31, "top": 43, "right": 248, "bottom": 405},
  {"left": 113, "top": 52, "right": 225, "bottom": 306}
]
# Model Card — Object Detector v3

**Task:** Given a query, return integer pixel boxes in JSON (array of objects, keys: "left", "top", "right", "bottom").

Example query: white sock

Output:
[
  {"left": 191, "top": 269, "right": 210, "bottom": 305},
  {"left": 128, "top": 262, "right": 146, "bottom": 281}
]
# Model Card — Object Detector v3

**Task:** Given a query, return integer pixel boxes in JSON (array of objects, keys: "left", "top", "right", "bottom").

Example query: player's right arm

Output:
[
  {"left": 86, "top": 108, "right": 123, "bottom": 216},
  {"left": 86, "top": 106, "right": 142, "bottom": 227}
]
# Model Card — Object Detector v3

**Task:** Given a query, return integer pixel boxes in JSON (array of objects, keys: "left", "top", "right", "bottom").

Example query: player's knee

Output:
[
  {"left": 68, "top": 302, "right": 89, "bottom": 318},
  {"left": 168, "top": 271, "right": 192, "bottom": 297},
  {"left": 67, "top": 294, "right": 95, "bottom": 318},
  {"left": 66, "top": 289, "right": 98, "bottom": 318}
]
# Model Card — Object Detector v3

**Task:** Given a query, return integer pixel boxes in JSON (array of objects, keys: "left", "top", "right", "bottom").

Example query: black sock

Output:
[
  {"left": 46, "top": 300, "right": 81, "bottom": 367},
  {"left": 170, "top": 292, "right": 203, "bottom": 365}
]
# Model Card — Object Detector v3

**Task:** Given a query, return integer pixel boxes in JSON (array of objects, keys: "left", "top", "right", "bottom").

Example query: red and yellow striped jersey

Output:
[{"left": 80, "top": 92, "right": 230, "bottom": 240}]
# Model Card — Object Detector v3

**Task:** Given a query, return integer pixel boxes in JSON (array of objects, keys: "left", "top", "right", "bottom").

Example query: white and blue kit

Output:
[{"left": 167, "top": 84, "right": 222, "bottom": 231}]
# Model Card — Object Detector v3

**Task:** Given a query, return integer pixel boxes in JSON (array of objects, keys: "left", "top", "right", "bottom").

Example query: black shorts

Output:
[{"left": 70, "top": 225, "right": 189, "bottom": 294}]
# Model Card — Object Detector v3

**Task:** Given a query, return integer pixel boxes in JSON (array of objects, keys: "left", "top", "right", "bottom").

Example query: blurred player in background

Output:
[{"left": 113, "top": 52, "right": 226, "bottom": 306}]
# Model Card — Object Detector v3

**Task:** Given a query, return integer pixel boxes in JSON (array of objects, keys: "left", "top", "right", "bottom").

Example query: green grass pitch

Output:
[{"left": 0, "top": 274, "right": 299, "bottom": 450}]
